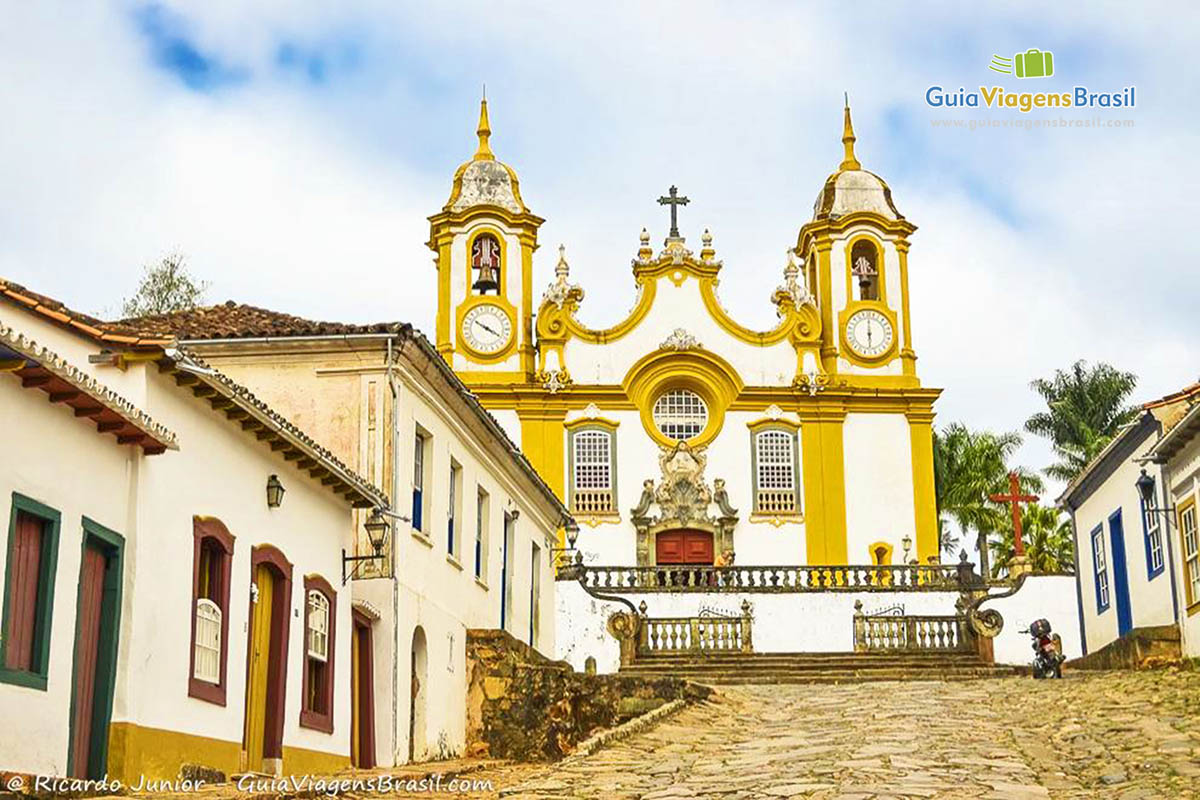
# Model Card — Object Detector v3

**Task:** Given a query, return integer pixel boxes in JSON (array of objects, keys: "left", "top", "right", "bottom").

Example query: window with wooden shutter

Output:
[
  {"left": 754, "top": 429, "right": 798, "bottom": 514},
  {"left": 301, "top": 577, "right": 336, "bottom": 732},
  {"left": 189, "top": 517, "right": 234, "bottom": 704},
  {"left": 571, "top": 429, "right": 615, "bottom": 514},
  {"left": 1, "top": 496, "right": 61, "bottom": 690}
]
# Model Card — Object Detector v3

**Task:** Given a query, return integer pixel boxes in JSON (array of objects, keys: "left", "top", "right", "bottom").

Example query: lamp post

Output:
[{"left": 1136, "top": 469, "right": 1175, "bottom": 517}]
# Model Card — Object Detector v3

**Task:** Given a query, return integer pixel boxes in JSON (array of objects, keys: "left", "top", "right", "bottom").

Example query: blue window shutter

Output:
[{"left": 412, "top": 488, "right": 423, "bottom": 532}]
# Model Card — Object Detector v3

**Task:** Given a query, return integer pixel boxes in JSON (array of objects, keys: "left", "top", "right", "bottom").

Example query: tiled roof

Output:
[
  {"left": 0, "top": 279, "right": 173, "bottom": 347},
  {"left": 114, "top": 301, "right": 406, "bottom": 340},
  {"left": 166, "top": 347, "right": 390, "bottom": 510},
  {"left": 0, "top": 320, "right": 178, "bottom": 454}
]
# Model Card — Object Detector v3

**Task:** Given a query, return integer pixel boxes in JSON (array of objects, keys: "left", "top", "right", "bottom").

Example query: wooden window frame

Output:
[
  {"left": 1140, "top": 494, "right": 1165, "bottom": 580},
  {"left": 448, "top": 460, "right": 462, "bottom": 560},
  {"left": 412, "top": 430, "right": 427, "bottom": 534},
  {"left": 1178, "top": 497, "right": 1199, "bottom": 614},
  {"left": 567, "top": 424, "right": 619, "bottom": 517},
  {"left": 751, "top": 426, "right": 801, "bottom": 516},
  {"left": 0, "top": 493, "right": 62, "bottom": 690},
  {"left": 475, "top": 487, "right": 488, "bottom": 580},
  {"left": 1091, "top": 523, "right": 1110, "bottom": 613},
  {"left": 300, "top": 574, "right": 336, "bottom": 733},
  {"left": 188, "top": 517, "right": 234, "bottom": 705}
]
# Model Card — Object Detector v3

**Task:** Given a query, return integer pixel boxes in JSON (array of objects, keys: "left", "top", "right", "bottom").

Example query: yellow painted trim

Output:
[
  {"left": 814, "top": 241, "right": 837, "bottom": 373},
  {"left": 1179, "top": 497, "right": 1197, "bottom": 608},
  {"left": 455, "top": 294, "right": 518, "bottom": 363},
  {"left": 622, "top": 348, "right": 744, "bottom": 449},
  {"left": 896, "top": 238, "right": 917, "bottom": 376},
  {"left": 907, "top": 408, "right": 939, "bottom": 561},
  {"left": 436, "top": 240, "right": 452, "bottom": 353},
  {"left": 698, "top": 278, "right": 819, "bottom": 347},
  {"left": 564, "top": 416, "right": 620, "bottom": 431},
  {"left": 540, "top": 276, "right": 658, "bottom": 345},
  {"left": 578, "top": 513, "right": 623, "bottom": 527},
  {"left": 459, "top": 371, "right": 532, "bottom": 386},
  {"left": 518, "top": 407, "right": 566, "bottom": 548},
  {"left": 843, "top": 233, "right": 889, "bottom": 306},
  {"left": 799, "top": 406, "right": 848, "bottom": 564},
  {"left": 798, "top": 211, "right": 917, "bottom": 254},
  {"left": 107, "top": 721, "right": 242, "bottom": 784},
  {"left": 749, "top": 512, "right": 805, "bottom": 527},
  {"left": 520, "top": 238, "right": 535, "bottom": 375},
  {"left": 747, "top": 416, "right": 801, "bottom": 434},
  {"left": 280, "top": 744, "right": 352, "bottom": 776},
  {"left": 838, "top": 301, "right": 900, "bottom": 367},
  {"left": 868, "top": 540, "right": 894, "bottom": 565}
]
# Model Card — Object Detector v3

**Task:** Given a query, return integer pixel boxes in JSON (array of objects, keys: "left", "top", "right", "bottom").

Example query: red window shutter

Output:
[{"left": 4, "top": 512, "right": 44, "bottom": 671}]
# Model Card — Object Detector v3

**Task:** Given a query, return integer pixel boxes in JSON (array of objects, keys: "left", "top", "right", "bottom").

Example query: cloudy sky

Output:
[{"left": 1, "top": 2, "right": 1196, "bottom": 490}]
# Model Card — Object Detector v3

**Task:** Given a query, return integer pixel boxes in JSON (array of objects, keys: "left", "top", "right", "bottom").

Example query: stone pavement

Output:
[
  {"left": 102, "top": 670, "right": 1200, "bottom": 799},
  {"left": 480, "top": 669, "right": 1200, "bottom": 799}
]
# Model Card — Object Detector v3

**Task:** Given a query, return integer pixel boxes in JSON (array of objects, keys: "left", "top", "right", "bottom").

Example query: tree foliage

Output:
[
  {"left": 121, "top": 252, "right": 209, "bottom": 318},
  {"left": 933, "top": 423, "right": 1044, "bottom": 570},
  {"left": 1025, "top": 360, "right": 1139, "bottom": 482},
  {"left": 988, "top": 502, "right": 1075, "bottom": 577}
]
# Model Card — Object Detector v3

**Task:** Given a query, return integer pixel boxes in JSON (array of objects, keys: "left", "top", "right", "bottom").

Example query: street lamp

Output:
[
  {"left": 343, "top": 508, "right": 407, "bottom": 584},
  {"left": 1136, "top": 469, "right": 1174, "bottom": 517},
  {"left": 901, "top": 534, "right": 913, "bottom": 564}
]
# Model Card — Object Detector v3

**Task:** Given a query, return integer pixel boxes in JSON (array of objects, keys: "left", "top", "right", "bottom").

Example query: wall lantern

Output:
[
  {"left": 1136, "top": 468, "right": 1174, "bottom": 519},
  {"left": 343, "top": 508, "right": 408, "bottom": 584},
  {"left": 565, "top": 519, "right": 580, "bottom": 550},
  {"left": 266, "top": 474, "right": 285, "bottom": 508}
]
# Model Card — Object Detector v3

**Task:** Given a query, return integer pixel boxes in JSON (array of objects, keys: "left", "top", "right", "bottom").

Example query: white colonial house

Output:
[
  {"left": 113, "top": 302, "right": 569, "bottom": 766},
  {"left": 0, "top": 279, "right": 387, "bottom": 782},
  {"left": 1145, "top": 386, "right": 1200, "bottom": 658},
  {"left": 1059, "top": 384, "right": 1198, "bottom": 659}
]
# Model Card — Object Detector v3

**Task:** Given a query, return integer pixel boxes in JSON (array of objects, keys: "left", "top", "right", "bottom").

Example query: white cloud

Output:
[{"left": 0, "top": 1, "right": 1195, "bottom": 491}]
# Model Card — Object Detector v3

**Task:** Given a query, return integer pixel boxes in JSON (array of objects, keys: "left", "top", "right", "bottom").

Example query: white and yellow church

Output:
[{"left": 430, "top": 99, "right": 940, "bottom": 570}]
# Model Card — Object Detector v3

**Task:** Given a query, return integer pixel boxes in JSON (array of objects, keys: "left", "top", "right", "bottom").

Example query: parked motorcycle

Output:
[{"left": 1020, "top": 618, "right": 1064, "bottom": 679}]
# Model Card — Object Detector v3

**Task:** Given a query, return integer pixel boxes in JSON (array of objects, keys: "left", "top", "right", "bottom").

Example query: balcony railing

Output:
[
  {"left": 640, "top": 614, "right": 752, "bottom": 654},
  {"left": 853, "top": 607, "right": 972, "bottom": 653},
  {"left": 571, "top": 563, "right": 965, "bottom": 593}
]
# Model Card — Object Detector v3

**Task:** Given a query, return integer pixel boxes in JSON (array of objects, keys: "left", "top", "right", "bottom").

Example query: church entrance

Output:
[{"left": 655, "top": 530, "right": 714, "bottom": 565}]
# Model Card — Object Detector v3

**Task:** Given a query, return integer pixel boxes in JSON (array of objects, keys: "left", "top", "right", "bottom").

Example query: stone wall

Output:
[
  {"left": 1067, "top": 625, "right": 1182, "bottom": 670},
  {"left": 465, "top": 629, "right": 710, "bottom": 762}
]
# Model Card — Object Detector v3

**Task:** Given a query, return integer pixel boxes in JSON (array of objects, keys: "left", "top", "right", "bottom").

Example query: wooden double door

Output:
[
  {"left": 655, "top": 530, "right": 714, "bottom": 565},
  {"left": 69, "top": 522, "right": 124, "bottom": 779}
]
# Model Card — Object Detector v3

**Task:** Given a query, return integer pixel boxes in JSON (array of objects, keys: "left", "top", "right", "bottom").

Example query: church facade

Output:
[{"left": 433, "top": 100, "right": 940, "bottom": 569}]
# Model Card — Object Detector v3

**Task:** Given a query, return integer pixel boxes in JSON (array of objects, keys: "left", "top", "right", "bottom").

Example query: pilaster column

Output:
[
  {"left": 799, "top": 400, "right": 848, "bottom": 564},
  {"left": 906, "top": 402, "right": 939, "bottom": 561}
]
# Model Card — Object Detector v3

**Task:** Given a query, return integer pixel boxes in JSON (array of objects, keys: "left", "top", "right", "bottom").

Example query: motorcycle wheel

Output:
[{"left": 1053, "top": 663, "right": 1063, "bottom": 679}]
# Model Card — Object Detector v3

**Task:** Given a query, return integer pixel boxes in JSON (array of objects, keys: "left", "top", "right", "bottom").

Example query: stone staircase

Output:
[{"left": 619, "top": 650, "right": 1019, "bottom": 685}]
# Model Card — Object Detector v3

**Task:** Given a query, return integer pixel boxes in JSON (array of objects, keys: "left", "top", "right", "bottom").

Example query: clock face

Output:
[
  {"left": 845, "top": 309, "right": 894, "bottom": 358},
  {"left": 461, "top": 304, "right": 513, "bottom": 354}
]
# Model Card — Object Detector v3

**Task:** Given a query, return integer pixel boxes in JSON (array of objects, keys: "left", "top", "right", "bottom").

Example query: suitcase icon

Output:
[{"left": 1015, "top": 49, "right": 1054, "bottom": 78}]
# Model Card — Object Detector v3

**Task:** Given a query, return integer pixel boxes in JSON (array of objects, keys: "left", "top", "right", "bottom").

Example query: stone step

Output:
[
  {"left": 632, "top": 652, "right": 990, "bottom": 668},
  {"left": 618, "top": 667, "right": 1018, "bottom": 685}
]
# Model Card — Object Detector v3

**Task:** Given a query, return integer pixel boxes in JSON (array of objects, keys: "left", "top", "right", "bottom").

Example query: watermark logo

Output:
[{"left": 989, "top": 49, "right": 1055, "bottom": 79}]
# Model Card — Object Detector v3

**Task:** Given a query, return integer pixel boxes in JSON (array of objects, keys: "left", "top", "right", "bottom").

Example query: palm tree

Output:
[
  {"left": 988, "top": 503, "right": 1074, "bottom": 577},
  {"left": 933, "top": 423, "right": 1044, "bottom": 577},
  {"left": 1025, "top": 361, "right": 1139, "bottom": 482}
]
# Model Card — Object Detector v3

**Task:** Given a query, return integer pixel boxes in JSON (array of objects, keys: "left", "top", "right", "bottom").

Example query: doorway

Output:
[
  {"left": 1108, "top": 510, "right": 1134, "bottom": 636},
  {"left": 500, "top": 513, "right": 514, "bottom": 633},
  {"left": 408, "top": 626, "right": 427, "bottom": 763},
  {"left": 350, "top": 611, "right": 376, "bottom": 769},
  {"left": 68, "top": 519, "right": 124, "bottom": 780},
  {"left": 243, "top": 546, "right": 291, "bottom": 775},
  {"left": 655, "top": 530, "right": 714, "bottom": 565}
]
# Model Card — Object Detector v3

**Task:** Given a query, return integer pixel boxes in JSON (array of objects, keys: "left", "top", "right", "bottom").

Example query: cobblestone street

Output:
[{"left": 481, "top": 670, "right": 1200, "bottom": 799}]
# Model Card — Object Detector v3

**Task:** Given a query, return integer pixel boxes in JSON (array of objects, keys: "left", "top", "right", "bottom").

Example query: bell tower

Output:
[
  {"left": 428, "top": 97, "right": 544, "bottom": 380},
  {"left": 797, "top": 100, "right": 919, "bottom": 381}
]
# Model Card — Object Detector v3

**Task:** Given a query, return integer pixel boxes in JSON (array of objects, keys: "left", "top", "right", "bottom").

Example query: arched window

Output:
[
  {"left": 753, "top": 429, "right": 798, "bottom": 514},
  {"left": 190, "top": 518, "right": 234, "bottom": 704},
  {"left": 301, "top": 578, "right": 336, "bottom": 732},
  {"left": 471, "top": 234, "right": 501, "bottom": 295},
  {"left": 571, "top": 428, "right": 615, "bottom": 514},
  {"left": 850, "top": 240, "right": 881, "bottom": 302},
  {"left": 653, "top": 389, "right": 708, "bottom": 441}
]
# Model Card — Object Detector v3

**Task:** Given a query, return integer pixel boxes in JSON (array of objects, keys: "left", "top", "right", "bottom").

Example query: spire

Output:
[
  {"left": 555, "top": 244, "right": 570, "bottom": 278},
  {"left": 474, "top": 91, "right": 494, "bottom": 162},
  {"left": 840, "top": 92, "right": 861, "bottom": 171}
]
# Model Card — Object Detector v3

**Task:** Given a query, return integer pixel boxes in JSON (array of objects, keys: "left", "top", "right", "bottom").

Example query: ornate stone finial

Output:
[
  {"left": 741, "top": 599, "right": 752, "bottom": 616},
  {"left": 473, "top": 94, "right": 494, "bottom": 162},
  {"left": 840, "top": 93, "right": 861, "bottom": 171},
  {"left": 774, "top": 249, "right": 815, "bottom": 311},
  {"left": 555, "top": 244, "right": 570, "bottom": 279},
  {"left": 659, "top": 328, "right": 700, "bottom": 351},
  {"left": 854, "top": 599, "right": 863, "bottom": 612},
  {"left": 540, "top": 243, "right": 581, "bottom": 310},
  {"left": 700, "top": 227, "right": 715, "bottom": 261},
  {"left": 638, "top": 600, "right": 648, "bottom": 616}
]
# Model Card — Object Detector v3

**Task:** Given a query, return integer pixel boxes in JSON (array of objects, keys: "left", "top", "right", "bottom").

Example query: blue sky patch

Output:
[{"left": 133, "top": 4, "right": 248, "bottom": 91}]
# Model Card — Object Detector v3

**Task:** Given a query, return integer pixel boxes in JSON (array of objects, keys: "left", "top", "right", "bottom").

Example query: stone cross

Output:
[
  {"left": 657, "top": 185, "right": 690, "bottom": 239},
  {"left": 989, "top": 472, "right": 1039, "bottom": 557}
]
